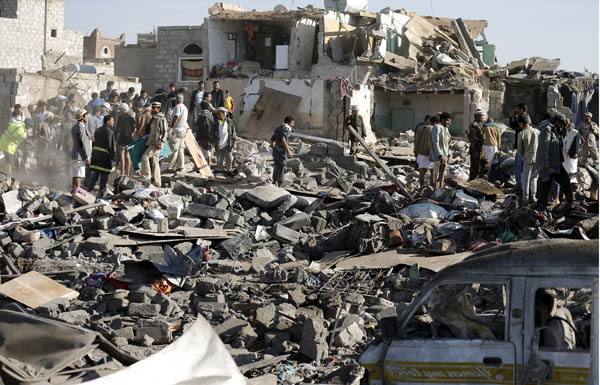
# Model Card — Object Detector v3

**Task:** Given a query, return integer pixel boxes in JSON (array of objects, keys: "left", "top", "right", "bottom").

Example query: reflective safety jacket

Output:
[
  {"left": 90, "top": 124, "right": 116, "bottom": 173},
  {"left": 0, "top": 121, "right": 27, "bottom": 155}
]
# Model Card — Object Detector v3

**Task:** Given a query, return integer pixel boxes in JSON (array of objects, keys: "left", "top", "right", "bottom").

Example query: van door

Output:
[
  {"left": 522, "top": 278, "right": 594, "bottom": 385},
  {"left": 384, "top": 281, "right": 517, "bottom": 385}
]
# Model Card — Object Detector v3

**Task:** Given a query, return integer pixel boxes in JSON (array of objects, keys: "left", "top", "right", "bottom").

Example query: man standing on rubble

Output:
[
  {"left": 482, "top": 117, "right": 501, "bottom": 164},
  {"left": 414, "top": 115, "right": 434, "bottom": 187},
  {"left": 271, "top": 116, "right": 295, "bottom": 187},
  {"left": 345, "top": 105, "right": 365, "bottom": 155},
  {"left": 196, "top": 95, "right": 215, "bottom": 167},
  {"left": 578, "top": 112, "right": 598, "bottom": 167},
  {"left": 189, "top": 81, "right": 206, "bottom": 124},
  {"left": 87, "top": 115, "right": 116, "bottom": 194},
  {"left": 71, "top": 109, "right": 92, "bottom": 193},
  {"left": 536, "top": 113, "right": 573, "bottom": 212},
  {"left": 510, "top": 103, "right": 530, "bottom": 189},
  {"left": 517, "top": 115, "right": 539, "bottom": 203},
  {"left": 141, "top": 102, "right": 168, "bottom": 187},
  {"left": 135, "top": 103, "right": 153, "bottom": 139},
  {"left": 467, "top": 109, "right": 488, "bottom": 180},
  {"left": 167, "top": 94, "right": 190, "bottom": 176},
  {"left": 211, "top": 107, "right": 236, "bottom": 172},
  {"left": 430, "top": 112, "right": 452, "bottom": 189},
  {"left": 211, "top": 81, "right": 225, "bottom": 109},
  {"left": 0, "top": 117, "right": 27, "bottom": 177}
]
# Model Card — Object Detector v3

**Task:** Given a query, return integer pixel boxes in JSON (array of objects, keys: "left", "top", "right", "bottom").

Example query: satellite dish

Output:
[{"left": 273, "top": 4, "right": 288, "bottom": 12}]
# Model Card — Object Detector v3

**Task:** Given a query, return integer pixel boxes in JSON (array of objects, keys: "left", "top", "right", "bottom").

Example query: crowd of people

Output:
[
  {"left": 0, "top": 80, "right": 242, "bottom": 195},
  {"left": 413, "top": 105, "right": 599, "bottom": 213}
]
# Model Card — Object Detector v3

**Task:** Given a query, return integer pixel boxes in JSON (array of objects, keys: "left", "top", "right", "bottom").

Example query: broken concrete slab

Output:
[
  {"left": 185, "top": 203, "right": 230, "bottom": 222},
  {"left": 245, "top": 186, "right": 292, "bottom": 209}
]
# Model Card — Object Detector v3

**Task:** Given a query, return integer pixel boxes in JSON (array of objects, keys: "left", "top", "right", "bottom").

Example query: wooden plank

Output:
[
  {"left": 0, "top": 271, "right": 79, "bottom": 308},
  {"left": 347, "top": 125, "right": 413, "bottom": 200},
  {"left": 184, "top": 130, "right": 213, "bottom": 178}
]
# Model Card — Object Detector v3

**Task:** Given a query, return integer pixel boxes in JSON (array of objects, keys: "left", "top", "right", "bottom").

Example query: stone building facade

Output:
[
  {"left": 83, "top": 28, "right": 125, "bottom": 62},
  {"left": 0, "top": 0, "right": 83, "bottom": 72},
  {"left": 155, "top": 26, "right": 206, "bottom": 90}
]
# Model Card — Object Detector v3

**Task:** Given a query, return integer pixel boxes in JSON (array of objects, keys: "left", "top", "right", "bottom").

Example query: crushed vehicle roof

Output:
[{"left": 432, "top": 239, "right": 599, "bottom": 281}]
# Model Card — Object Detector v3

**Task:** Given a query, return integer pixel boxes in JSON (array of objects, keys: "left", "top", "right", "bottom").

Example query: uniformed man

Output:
[
  {"left": 271, "top": 116, "right": 295, "bottom": 187},
  {"left": 345, "top": 105, "right": 365, "bottom": 155},
  {"left": 467, "top": 109, "right": 489, "bottom": 180},
  {"left": 140, "top": 102, "right": 168, "bottom": 187},
  {"left": 578, "top": 111, "right": 598, "bottom": 167},
  {"left": 87, "top": 115, "right": 116, "bottom": 194},
  {"left": 0, "top": 118, "right": 27, "bottom": 177}
]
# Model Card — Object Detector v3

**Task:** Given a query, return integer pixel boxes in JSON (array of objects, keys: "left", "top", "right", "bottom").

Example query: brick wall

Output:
[
  {"left": 155, "top": 26, "right": 206, "bottom": 90},
  {"left": 0, "top": 0, "right": 82, "bottom": 72}
]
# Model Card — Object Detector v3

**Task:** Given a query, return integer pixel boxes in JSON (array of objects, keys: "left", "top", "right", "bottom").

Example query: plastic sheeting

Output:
[
  {"left": 399, "top": 203, "right": 449, "bottom": 219},
  {"left": 87, "top": 315, "right": 246, "bottom": 385}
]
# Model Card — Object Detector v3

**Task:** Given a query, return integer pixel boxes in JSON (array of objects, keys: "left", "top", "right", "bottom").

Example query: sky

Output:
[{"left": 65, "top": 0, "right": 599, "bottom": 73}]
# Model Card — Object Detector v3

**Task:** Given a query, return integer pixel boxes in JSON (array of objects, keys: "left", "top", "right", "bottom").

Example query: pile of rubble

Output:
[{"left": 0, "top": 131, "right": 596, "bottom": 384}]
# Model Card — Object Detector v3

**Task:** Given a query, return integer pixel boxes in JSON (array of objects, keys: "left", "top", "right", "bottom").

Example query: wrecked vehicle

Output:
[{"left": 360, "top": 240, "right": 598, "bottom": 385}]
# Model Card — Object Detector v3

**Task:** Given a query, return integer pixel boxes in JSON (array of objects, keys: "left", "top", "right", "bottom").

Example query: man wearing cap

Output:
[
  {"left": 536, "top": 113, "right": 573, "bottom": 211},
  {"left": 116, "top": 103, "right": 136, "bottom": 177},
  {"left": 210, "top": 107, "right": 236, "bottom": 172},
  {"left": 71, "top": 109, "right": 92, "bottom": 193},
  {"left": 168, "top": 94, "right": 190, "bottom": 175},
  {"left": 141, "top": 102, "right": 168, "bottom": 187},
  {"left": 578, "top": 112, "right": 598, "bottom": 167},
  {"left": 87, "top": 114, "right": 116, "bottom": 194},
  {"left": 345, "top": 105, "right": 365, "bottom": 155},
  {"left": 467, "top": 109, "right": 488, "bottom": 180}
]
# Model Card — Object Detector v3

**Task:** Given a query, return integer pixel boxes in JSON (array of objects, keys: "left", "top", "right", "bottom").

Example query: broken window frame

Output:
[
  {"left": 529, "top": 283, "right": 593, "bottom": 353},
  {"left": 399, "top": 278, "right": 511, "bottom": 342},
  {"left": 178, "top": 56, "right": 204, "bottom": 83}
]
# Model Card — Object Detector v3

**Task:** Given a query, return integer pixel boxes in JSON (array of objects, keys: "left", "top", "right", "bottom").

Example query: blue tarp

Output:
[{"left": 127, "top": 135, "right": 172, "bottom": 171}]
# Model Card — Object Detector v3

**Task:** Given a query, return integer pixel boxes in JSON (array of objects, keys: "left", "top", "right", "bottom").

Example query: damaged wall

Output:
[
  {"left": 374, "top": 90, "right": 469, "bottom": 136},
  {"left": 206, "top": 18, "right": 245, "bottom": 72},
  {"left": 155, "top": 25, "right": 206, "bottom": 90},
  {"left": 290, "top": 18, "right": 317, "bottom": 73}
]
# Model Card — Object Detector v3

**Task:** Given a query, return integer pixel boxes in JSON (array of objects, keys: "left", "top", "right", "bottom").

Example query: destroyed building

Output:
[{"left": 0, "top": 0, "right": 143, "bottom": 129}]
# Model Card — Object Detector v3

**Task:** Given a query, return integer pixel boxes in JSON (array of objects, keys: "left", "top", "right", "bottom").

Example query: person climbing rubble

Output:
[
  {"left": 271, "top": 116, "right": 295, "bottom": 187},
  {"left": 467, "top": 109, "right": 488, "bottom": 180},
  {"left": 345, "top": 105, "right": 365, "bottom": 155},
  {"left": 140, "top": 102, "right": 168, "bottom": 187}
]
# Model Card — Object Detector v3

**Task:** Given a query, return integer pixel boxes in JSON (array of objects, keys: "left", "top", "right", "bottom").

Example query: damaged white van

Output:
[{"left": 360, "top": 240, "right": 598, "bottom": 385}]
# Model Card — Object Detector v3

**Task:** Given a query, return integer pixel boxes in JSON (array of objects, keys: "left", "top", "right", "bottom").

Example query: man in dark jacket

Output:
[
  {"left": 196, "top": 96, "right": 215, "bottom": 166},
  {"left": 536, "top": 113, "right": 573, "bottom": 212},
  {"left": 87, "top": 115, "right": 116, "bottom": 193},
  {"left": 211, "top": 81, "right": 225, "bottom": 109}
]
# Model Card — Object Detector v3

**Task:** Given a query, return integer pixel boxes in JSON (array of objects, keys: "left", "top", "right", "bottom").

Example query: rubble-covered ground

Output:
[{"left": 0, "top": 132, "right": 596, "bottom": 384}]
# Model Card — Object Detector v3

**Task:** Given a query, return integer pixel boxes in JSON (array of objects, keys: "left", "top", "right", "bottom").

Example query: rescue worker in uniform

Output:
[
  {"left": 87, "top": 115, "right": 116, "bottom": 194},
  {"left": 271, "top": 116, "right": 295, "bottom": 187},
  {"left": 0, "top": 118, "right": 27, "bottom": 177},
  {"left": 345, "top": 105, "right": 365, "bottom": 155},
  {"left": 467, "top": 109, "right": 489, "bottom": 180},
  {"left": 141, "top": 102, "right": 168, "bottom": 187}
]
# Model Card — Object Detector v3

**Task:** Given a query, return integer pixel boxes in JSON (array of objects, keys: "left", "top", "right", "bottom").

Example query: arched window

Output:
[{"left": 183, "top": 43, "right": 203, "bottom": 55}]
